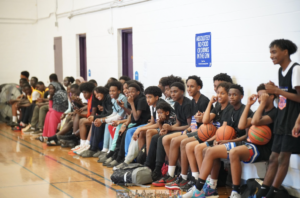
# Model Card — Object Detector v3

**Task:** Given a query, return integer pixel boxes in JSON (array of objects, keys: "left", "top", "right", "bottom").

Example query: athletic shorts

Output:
[
  {"left": 221, "top": 142, "right": 260, "bottom": 163},
  {"left": 272, "top": 134, "right": 300, "bottom": 154},
  {"left": 205, "top": 140, "right": 214, "bottom": 147}
]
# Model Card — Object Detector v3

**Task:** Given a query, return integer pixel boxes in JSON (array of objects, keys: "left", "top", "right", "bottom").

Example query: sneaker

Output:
[
  {"left": 71, "top": 145, "right": 81, "bottom": 151},
  {"left": 230, "top": 191, "right": 241, "bottom": 198},
  {"left": 203, "top": 185, "right": 219, "bottom": 197},
  {"left": 182, "top": 185, "right": 196, "bottom": 198},
  {"left": 75, "top": 145, "right": 90, "bottom": 155},
  {"left": 113, "top": 162, "right": 128, "bottom": 171},
  {"left": 192, "top": 188, "right": 206, "bottom": 198},
  {"left": 80, "top": 150, "right": 96, "bottom": 158},
  {"left": 102, "top": 157, "right": 113, "bottom": 165},
  {"left": 92, "top": 150, "right": 102, "bottom": 158},
  {"left": 165, "top": 175, "right": 187, "bottom": 190},
  {"left": 152, "top": 173, "right": 176, "bottom": 187},
  {"left": 31, "top": 129, "right": 42, "bottom": 135},
  {"left": 151, "top": 168, "right": 162, "bottom": 182},
  {"left": 107, "top": 160, "right": 121, "bottom": 168},
  {"left": 23, "top": 127, "right": 35, "bottom": 133},
  {"left": 180, "top": 177, "right": 196, "bottom": 192}
]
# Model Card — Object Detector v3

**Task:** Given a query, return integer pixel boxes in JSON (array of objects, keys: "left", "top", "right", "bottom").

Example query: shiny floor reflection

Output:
[{"left": 0, "top": 123, "right": 231, "bottom": 198}]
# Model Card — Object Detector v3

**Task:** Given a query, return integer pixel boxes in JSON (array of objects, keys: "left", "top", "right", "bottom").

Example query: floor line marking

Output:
[
  {"left": 0, "top": 133, "right": 119, "bottom": 192},
  {"left": 11, "top": 160, "right": 73, "bottom": 198}
]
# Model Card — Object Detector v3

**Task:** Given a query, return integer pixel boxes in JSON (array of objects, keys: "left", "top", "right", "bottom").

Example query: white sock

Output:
[
  {"left": 85, "top": 140, "right": 90, "bottom": 145},
  {"left": 12, "top": 116, "right": 17, "bottom": 122},
  {"left": 192, "top": 172, "right": 199, "bottom": 180},
  {"left": 80, "top": 139, "right": 85, "bottom": 146},
  {"left": 206, "top": 175, "right": 211, "bottom": 184},
  {"left": 210, "top": 178, "right": 218, "bottom": 189},
  {"left": 101, "top": 148, "right": 108, "bottom": 152},
  {"left": 168, "top": 166, "right": 176, "bottom": 177},
  {"left": 181, "top": 174, "right": 188, "bottom": 180}
]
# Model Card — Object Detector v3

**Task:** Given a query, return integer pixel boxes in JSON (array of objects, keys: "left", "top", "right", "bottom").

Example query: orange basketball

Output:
[
  {"left": 198, "top": 124, "right": 217, "bottom": 141},
  {"left": 216, "top": 122, "right": 236, "bottom": 141},
  {"left": 248, "top": 125, "right": 272, "bottom": 145}
]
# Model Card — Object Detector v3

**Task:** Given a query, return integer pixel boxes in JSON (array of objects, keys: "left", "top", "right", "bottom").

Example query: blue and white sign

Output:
[
  {"left": 135, "top": 71, "right": 139, "bottom": 80},
  {"left": 195, "top": 32, "right": 212, "bottom": 67},
  {"left": 88, "top": 69, "right": 91, "bottom": 77}
]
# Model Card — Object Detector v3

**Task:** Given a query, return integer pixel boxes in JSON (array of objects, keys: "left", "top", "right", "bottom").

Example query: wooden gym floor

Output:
[{"left": 0, "top": 123, "right": 232, "bottom": 198}]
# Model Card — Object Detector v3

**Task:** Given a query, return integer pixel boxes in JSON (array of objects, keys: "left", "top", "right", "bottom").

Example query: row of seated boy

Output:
[{"left": 6, "top": 38, "right": 300, "bottom": 198}]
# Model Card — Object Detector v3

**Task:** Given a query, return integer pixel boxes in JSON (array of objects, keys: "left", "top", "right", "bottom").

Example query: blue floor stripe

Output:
[
  {"left": 12, "top": 160, "right": 73, "bottom": 198},
  {"left": 0, "top": 133, "right": 118, "bottom": 192}
]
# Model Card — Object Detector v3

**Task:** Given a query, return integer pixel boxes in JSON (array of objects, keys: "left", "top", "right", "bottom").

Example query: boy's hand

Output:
[
  {"left": 37, "top": 98, "right": 44, "bottom": 103},
  {"left": 119, "top": 124, "right": 127, "bottom": 135},
  {"left": 97, "top": 105, "right": 103, "bottom": 111},
  {"left": 162, "top": 124, "right": 172, "bottom": 131},
  {"left": 127, "top": 96, "right": 134, "bottom": 104},
  {"left": 217, "top": 140, "right": 229, "bottom": 145},
  {"left": 75, "top": 108, "right": 83, "bottom": 115},
  {"left": 87, "top": 116, "right": 94, "bottom": 122},
  {"left": 260, "top": 93, "right": 269, "bottom": 104},
  {"left": 132, "top": 130, "right": 140, "bottom": 141},
  {"left": 117, "top": 100, "right": 124, "bottom": 108},
  {"left": 247, "top": 94, "right": 257, "bottom": 106},
  {"left": 210, "top": 96, "right": 218, "bottom": 104},
  {"left": 94, "top": 118, "right": 101, "bottom": 127},
  {"left": 292, "top": 115, "right": 300, "bottom": 138},
  {"left": 60, "top": 114, "right": 66, "bottom": 120},
  {"left": 112, "top": 120, "right": 120, "bottom": 126},
  {"left": 195, "top": 111, "right": 203, "bottom": 123},
  {"left": 265, "top": 81, "right": 279, "bottom": 94},
  {"left": 159, "top": 129, "right": 167, "bottom": 136}
]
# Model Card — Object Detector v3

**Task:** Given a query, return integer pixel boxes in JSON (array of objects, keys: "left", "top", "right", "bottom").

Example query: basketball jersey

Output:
[{"left": 274, "top": 63, "right": 300, "bottom": 135}]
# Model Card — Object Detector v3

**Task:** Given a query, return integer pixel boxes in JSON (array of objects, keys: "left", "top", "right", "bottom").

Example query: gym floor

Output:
[{"left": 0, "top": 123, "right": 232, "bottom": 198}]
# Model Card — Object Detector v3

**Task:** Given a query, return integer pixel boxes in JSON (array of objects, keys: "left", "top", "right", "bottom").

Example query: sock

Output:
[
  {"left": 256, "top": 184, "right": 270, "bottom": 198},
  {"left": 85, "top": 140, "right": 90, "bottom": 145},
  {"left": 168, "top": 166, "right": 176, "bottom": 177},
  {"left": 181, "top": 174, "right": 188, "bottom": 180},
  {"left": 196, "top": 179, "right": 206, "bottom": 191},
  {"left": 265, "top": 186, "right": 278, "bottom": 198},
  {"left": 206, "top": 175, "right": 211, "bottom": 184},
  {"left": 232, "top": 185, "right": 241, "bottom": 194},
  {"left": 192, "top": 172, "right": 199, "bottom": 180},
  {"left": 80, "top": 139, "right": 85, "bottom": 146},
  {"left": 12, "top": 116, "right": 17, "bottom": 122},
  {"left": 210, "top": 178, "right": 218, "bottom": 189},
  {"left": 101, "top": 148, "right": 108, "bottom": 152}
]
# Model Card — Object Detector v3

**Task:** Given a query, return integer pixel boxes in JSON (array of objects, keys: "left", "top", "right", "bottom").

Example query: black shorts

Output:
[
  {"left": 272, "top": 134, "right": 300, "bottom": 154},
  {"left": 187, "top": 131, "right": 204, "bottom": 143}
]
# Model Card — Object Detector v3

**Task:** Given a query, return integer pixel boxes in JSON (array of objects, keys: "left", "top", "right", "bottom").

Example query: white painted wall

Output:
[{"left": 1, "top": 0, "right": 300, "bottom": 108}]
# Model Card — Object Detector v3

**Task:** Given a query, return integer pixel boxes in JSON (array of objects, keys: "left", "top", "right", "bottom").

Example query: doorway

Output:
[
  {"left": 122, "top": 29, "right": 133, "bottom": 79},
  {"left": 79, "top": 35, "right": 87, "bottom": 80},
  {"left": 54, "top": 37, "right": 63, "bottom": 82}
]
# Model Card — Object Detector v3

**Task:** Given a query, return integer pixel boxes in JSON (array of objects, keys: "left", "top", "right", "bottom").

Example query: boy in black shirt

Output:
[
  {"left": 255, "top": 39, "right": 300, "bottom": 198},
  {"left": 152, "top": 82, "right": 192, "bottom": 186},
  {"left": 228, "top": 84, "right": 277, "bottom": 198},
  {"left": 184, "top": 84, "right": 251, "bottom": 197},
  {"left": 105, "top": 82, "right": 150, "bottom": 167},
  {"left": 161, "top": 76, "right": 210, "bottom": 189}
]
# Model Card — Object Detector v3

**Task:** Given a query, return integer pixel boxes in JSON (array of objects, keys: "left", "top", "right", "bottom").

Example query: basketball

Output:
[
  {"left": 198, "top": 124, "right": 217, "bottom": 141},
  {"left": 216, "top": 122, "right": 236, "bottom": 141},
  {"left": 248, "top": 125, "right": 272, "bottom": 145}
]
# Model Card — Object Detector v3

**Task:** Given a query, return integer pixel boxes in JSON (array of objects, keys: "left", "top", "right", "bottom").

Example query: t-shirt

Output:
[
  {"left": 164, "top": 97, "right": 175, "bottom": 109},
  {"left": 130, "top": 93, "right": 151, "bottom": 125},
  {"left": 191, "top": 94, "right": 211, "bottom": 128},
  {"left": 225, "top": 104, "right": 253, "bottom": 137},
  {"left": 281, "top": 61, "right": 300, "bottom": 89},
  {"left": 211, "top": 102, "right": 233, "bottom": 128},
  {"left": 248, "top": 107, "right": 278, "bottom": 161},
  {"left": 92, "top": 95, "right": 103, "bottom": 114},
  {"left": 94, "top": 94, "right": 113, "bottom": 119},
  {"left": 31, "top": 90, "right": 41, "bottom": 101},
  {"left": 174, "top": 96, "right": 192, "bottom": 126},
  {"left": 162, "top": 111, "right": 177, "bottom": 126},
  {"left": 111, "top": 93, "right": 128, "bottom": 118},
  {"left": 150, "top": 99, "right": 171, "bottom": 121},
  {"left": 44, "top": 91, "right": 49, "bottom": 99},
  {"left": 80, "top": 92, "right": 88, "bottom": 104},
  {"left": 275, "top": 62, "right": 300, "bottom": 135}
]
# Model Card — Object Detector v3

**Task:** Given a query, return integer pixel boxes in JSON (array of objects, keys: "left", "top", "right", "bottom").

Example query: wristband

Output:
[{"left": 101, "top": 119, "right": 103, "bottom": 123}]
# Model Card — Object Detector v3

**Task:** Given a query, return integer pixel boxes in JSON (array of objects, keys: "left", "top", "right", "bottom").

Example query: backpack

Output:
[
  {"left": 241, "top": 178, "right": 290, "bottom": 198},
  {"left": 111, "top": 163, "right": 152, "bottom": 187}
]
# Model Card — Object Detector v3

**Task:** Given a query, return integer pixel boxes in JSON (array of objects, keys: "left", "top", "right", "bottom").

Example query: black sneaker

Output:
[
  {"left": 151, "top": 168, "right": 162, "bottom": 182},
  {"left": 165, "top": 175, "right": 187, "bottom": 190},
  {"left": 180, "top": 177, "right": 196, "bottom": 192},
  {"left": 152, "top": 173, "right": 176, "bottom": 187}
]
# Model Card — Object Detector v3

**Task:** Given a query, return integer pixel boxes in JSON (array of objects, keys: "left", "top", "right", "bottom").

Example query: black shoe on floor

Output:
[
  {"left": 180, "top": 177, "right": 196, "bottom": 192},
  {"left": 151, "top": 167, "right": 162, "bottom": 182}
]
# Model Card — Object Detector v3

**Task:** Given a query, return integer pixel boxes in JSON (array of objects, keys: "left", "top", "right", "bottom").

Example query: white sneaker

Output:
[
  {"left": 71, "top": 145, "right": 81, "bottom": 151},
  {"left": 182, "top": 185, "right": 196, "bottom": 198},
  {"left": 230, "top": 191, "right": 241, "bottom": 198},
  {"left": 76, "top": 145, "right": 90, "bottom": 155}
]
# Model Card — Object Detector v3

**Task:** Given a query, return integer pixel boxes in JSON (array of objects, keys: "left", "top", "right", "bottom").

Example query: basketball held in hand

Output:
[
  {"left": 216, "top": 122, "right": 236, "bottom": 141},
  {"left": 198, "top": 124, "right": 217, "bottom": 141}
]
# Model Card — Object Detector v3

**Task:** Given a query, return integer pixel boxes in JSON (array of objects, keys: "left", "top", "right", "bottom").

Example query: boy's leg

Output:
[
  {"left": 79, "top": 118, "right": 91, "bottom": 140},
  {"left": 145, "top": 133, "right": 160, "bottom": 170},
  {"left": 102, "top": 124, "right": 111, "bottom": 151},
  {"left": 146, "top": 129, "right": 158, "bottom": 155},
  {"left": 180, "top": 138, "right": 197, "bottom": 175},
  {"left": 195, "top": 143, "right": 208, "bottom": 171},
  {"left": 124, "top": 137, "right": 139, "bottom": 164},
  {"left": 110, "top": 124, "right": 122, "bottom": 151},
  {"left": 30, "top": 105, "right": 39, "bottom": 128},
  {"left": 163, "top": 132, "right": 182, "bottom": 158},
  {"left": 138, "top": 130, "right": 146, "bottom": 150},
  {"left": 125, "top": 125, "right": 145, "bottom": 156},
  {"left": 73, "top": 113, "right": 81, "bottom": 133},
  {"left": 38, "top": 105, "right": 48, "bottom": 130}
]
